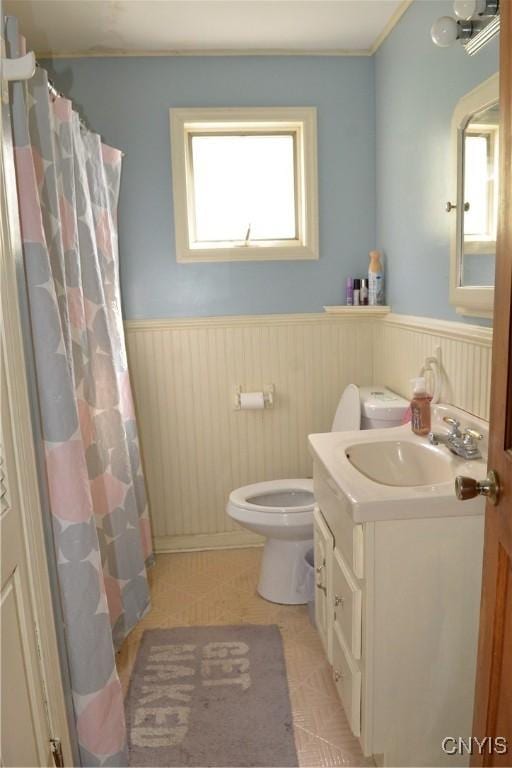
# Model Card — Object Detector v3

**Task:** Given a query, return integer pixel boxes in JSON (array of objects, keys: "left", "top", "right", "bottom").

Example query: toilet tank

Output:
[{"left": 359, "top": 386, "right": 409, "bottom": 430}]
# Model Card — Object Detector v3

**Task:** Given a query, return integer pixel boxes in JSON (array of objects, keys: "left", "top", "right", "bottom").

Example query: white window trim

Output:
[{"left": 170, "top": 107, "right": 319, "bottom": 263}]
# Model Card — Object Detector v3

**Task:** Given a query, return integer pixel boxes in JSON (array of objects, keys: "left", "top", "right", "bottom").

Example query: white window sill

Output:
[{"left": 178, "top": 242, "right": 318, "bottom": 263}]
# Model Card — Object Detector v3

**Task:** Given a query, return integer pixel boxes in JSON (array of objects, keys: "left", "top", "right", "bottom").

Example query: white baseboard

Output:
[{"left": 154, "top": 530, "right": 265, "bottom": 553}]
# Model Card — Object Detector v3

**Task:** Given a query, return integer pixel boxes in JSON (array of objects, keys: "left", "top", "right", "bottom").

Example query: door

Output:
[
  {"left": 472, "top": 3, "right": 512, "bottom": 763},
  {"left": 1, "top": 347, "right": 55, "bottom": 767},
  {"left": 0, "top": 71, "right": 73, "bottom": 765}
]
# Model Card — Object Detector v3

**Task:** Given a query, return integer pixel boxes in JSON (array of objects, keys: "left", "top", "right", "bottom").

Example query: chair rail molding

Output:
[{"left": 381, "top": 313, "right": 493, "bottom": 346}]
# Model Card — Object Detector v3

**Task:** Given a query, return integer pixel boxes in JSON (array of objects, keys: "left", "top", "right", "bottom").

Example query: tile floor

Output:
[{"left": 117, "top": 547, "right": 372, "bottom": 767}]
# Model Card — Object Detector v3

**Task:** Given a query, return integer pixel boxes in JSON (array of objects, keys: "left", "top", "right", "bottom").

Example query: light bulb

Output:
[
  {"left": 453, "top": 0, "right": 486, "bottom": 19},
  {"left": 431, "top": 16, "right": 460, "bottom": 47}
]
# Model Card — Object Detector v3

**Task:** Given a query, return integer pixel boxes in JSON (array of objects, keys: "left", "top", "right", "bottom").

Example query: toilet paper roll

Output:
[{"left": 240, "top": 392, "right": 265, "bottom": 410}]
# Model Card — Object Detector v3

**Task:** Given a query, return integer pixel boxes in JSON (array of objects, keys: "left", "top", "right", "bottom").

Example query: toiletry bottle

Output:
[
  {"left": 353, "top": 279, "right": 361, "bottom": 306},
  {"left": 360, "top": 278, "right": 369, "bottom": 305},
  {"left": 368, "top": 250, "right": 385, "bottom": 305},
  {"left": 410, "top": 377, "right": 431, "bottom": 436},
  {"left": 346, "top": 277, "right": 354, "bottom": 306}
]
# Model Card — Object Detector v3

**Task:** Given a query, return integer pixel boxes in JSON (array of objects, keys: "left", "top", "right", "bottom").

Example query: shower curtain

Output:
[{"left": 6, "top": 18, "right": 153, "bottom": 766}]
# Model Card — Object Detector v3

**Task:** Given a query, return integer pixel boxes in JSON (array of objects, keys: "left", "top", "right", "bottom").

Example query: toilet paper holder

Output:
[{"left": 234, "top": 384, "right": 275, "bottom": 410}]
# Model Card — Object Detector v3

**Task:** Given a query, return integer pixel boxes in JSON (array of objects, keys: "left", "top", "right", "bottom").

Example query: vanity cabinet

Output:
[{"left": 313, "top": 459, "right": 485, "bottom": 767}]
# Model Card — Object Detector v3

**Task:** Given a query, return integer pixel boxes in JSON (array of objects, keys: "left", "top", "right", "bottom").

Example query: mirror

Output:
[
  {"left": 450, "top": 73, "right": 499, "bottom": 318},
  {"left": 461, "top": 102, "right": 499, "bottom": 287}
]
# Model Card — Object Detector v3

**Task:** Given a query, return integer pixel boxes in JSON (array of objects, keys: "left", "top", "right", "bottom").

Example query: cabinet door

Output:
[
  {"left": 332, "top": 549, "right": 362, "bottom": 660},
  {"left": 313, "top": 506, "right": 334, "bottom": 663},
  {"left": 332, "top": 624, "right": 361, "bottom": 738}
]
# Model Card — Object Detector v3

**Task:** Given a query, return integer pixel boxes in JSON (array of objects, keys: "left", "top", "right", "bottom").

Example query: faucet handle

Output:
[
  {"left": 463, "top": 427, "right": 483, "bottom": 441},
  {"left": 443, "top": 416, "right": 461, "bottom": 435}
]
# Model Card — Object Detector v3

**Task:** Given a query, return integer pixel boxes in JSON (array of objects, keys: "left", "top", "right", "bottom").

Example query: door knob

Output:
[{"left": 455, "top": 470, "right": 500, "bottom": 506}]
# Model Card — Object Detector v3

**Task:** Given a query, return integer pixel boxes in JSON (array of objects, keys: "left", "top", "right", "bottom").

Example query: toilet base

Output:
[{"left": 258, "top": 537, "right": 313, "bottom": 605}]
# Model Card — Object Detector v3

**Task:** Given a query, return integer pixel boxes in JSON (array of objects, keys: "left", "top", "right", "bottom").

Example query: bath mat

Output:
[{"left": 126, "top": 625, "right": 298, "bottom": 767}]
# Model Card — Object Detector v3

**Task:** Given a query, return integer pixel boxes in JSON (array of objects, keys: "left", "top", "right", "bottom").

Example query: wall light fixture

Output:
[{"left": 431, "top": 0, "right": 499, "bottom": 55}]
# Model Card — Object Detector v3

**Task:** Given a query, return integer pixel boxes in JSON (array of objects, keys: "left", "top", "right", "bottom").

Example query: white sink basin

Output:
[
  {"left": 345, "top": 440, "right": 455, "bottom": 487},
  {"left": 308, "top": 403, "right": 489, "bottom": 522}
]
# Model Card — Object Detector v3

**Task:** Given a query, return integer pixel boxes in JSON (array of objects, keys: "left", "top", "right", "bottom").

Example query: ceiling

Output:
[{"left": 4, "top": 0, "right": 409, "bottom": 57}]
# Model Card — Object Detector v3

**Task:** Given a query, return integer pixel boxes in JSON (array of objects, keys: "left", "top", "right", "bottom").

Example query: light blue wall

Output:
[
  {"left": 43, "top": 56, "right": 375, "bottom": 320},
  {"left": 375, "top": 0, "right": 499, "bottom": 322},
  {"left": 44, "top": 2, "right": 499, "bottom": 324}
]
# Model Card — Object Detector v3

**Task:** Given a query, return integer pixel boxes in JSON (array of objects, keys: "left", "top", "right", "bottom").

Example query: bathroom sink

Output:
[
  {"left": 345, "top": 440, "right": 454, "bottom": 487},
  {"left": 308, "top": 403, "right": 489, "bottom": 522}
]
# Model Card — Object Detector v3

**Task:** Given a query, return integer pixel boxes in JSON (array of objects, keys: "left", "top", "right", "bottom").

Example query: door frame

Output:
[{"left": 1, "top": 69, "right": 74, "bottom": 765}]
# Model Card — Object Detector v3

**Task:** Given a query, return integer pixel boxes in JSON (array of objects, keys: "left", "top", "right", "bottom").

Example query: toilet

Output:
[{"left": 226, "top": 385, "right": 409, "bottom": 604}]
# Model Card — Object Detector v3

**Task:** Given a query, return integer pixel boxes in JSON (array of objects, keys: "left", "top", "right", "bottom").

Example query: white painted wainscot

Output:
[{"left": 125, "top": 310, "right": 492, "bottom": 552}]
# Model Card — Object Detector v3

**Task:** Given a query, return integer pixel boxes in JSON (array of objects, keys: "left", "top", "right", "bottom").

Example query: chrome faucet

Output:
[{"left": 429, "top": 416, "right": 483, "bottom": 460}]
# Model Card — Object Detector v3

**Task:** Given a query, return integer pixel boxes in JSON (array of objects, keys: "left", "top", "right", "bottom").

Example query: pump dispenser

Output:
[{"left": 410, "top": 377, "right": 431, "bottom": 436}]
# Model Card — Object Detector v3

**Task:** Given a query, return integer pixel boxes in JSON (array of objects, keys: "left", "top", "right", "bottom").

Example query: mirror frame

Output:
[{"left": 450, "top": 73, "right": 499, "bottom": 319}]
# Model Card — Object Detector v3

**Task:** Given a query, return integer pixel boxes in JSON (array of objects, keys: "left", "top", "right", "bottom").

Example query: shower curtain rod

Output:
[
  {"left": 37, "top": 63, "right": 126, "bottom": 157},
  {"left": 39, "top": 63, "right": 89, "bottom": 132}
]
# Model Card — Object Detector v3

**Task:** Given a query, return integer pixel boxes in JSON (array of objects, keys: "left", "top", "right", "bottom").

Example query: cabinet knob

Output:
[
  {"left": 316, "top": 582, "right": 326, "bottom": 594},
  {"left": 334, "top": 669, "right": 344, "bottom": 682},
  {"left": 334, "top": 594, "right": 344, "bottom": 608},
  {"left": 445, "top": 201, "right": 470, "bottom": 212}
]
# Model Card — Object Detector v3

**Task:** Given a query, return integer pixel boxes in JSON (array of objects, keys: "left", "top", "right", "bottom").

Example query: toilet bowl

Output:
[
  {"left": 227, "top": 479, "right": 315, "bottom": 605},
  {"left": 227, "top": 385, "right": 408, "bottom": 605}
]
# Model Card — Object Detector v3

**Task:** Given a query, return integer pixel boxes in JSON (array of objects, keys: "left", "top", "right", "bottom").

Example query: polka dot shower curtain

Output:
[{"left": 6, "top": 18, "right": 154, "bottom": 766}]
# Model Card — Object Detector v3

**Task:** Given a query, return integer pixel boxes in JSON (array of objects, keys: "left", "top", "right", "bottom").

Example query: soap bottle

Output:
[
  {"left": 353, "top": 279, "right": 361, "bottom": 306},
  {"left": 410, "top": 377, "right": 431, "bottom": 436},
  {"left": 360, "top": 278, "right": 369, "bottom": 305},
  {"left": 346, "top": 277, "right": 354, "bottom": 306},
  {"left": 368, "top": 250, "right": 385, "bottom": 305}
]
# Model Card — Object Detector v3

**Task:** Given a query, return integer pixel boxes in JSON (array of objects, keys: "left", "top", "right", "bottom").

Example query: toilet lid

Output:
[{"left": 331, "top": 384, "right": 361, "bottom": 432}]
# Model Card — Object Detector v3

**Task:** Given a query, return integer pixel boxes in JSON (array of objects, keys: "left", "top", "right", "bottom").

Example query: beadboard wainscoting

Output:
[
  {"left": 374, "top": 314, "right": 493, "bottom": 420},
  {"left": 125, "top": 313, "right": 376, "bottom": 551},
  {"left": 125, "top": 311, "right": 493, "bottom": 552}
]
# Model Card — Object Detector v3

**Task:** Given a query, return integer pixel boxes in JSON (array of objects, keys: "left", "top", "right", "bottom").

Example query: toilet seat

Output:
[
  {"left": 229, "top": 478, "right": 314, "bottom": 515},
  {"left": 227, "top": 478, "right": 314, "bottom": 539}
]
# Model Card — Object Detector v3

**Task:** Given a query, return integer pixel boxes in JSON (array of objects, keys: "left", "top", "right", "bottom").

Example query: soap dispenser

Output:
[{"left": 410, "top": 377, "right": 431, "bottom": 436}]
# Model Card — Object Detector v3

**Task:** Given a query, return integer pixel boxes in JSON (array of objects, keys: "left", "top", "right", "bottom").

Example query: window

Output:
[
  {"left": 463, "top": 126, "right": 499, "bottom": 247},
  {"left": 170, "top": 108, "right": 318, "bottom": 262}
]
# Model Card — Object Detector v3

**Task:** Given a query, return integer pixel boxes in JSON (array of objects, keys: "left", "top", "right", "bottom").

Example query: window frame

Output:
[
  {"left": 462, "top": 124, "right": 499, "bottom": 253},
  {"left": 170, "top": 107, "right": 319, "bottom": 263}
]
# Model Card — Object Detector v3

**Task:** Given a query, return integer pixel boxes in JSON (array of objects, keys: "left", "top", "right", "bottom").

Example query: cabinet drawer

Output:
[
  {"left": 314, "top": 463, "right": 364, "bottom": 578},
  {"left": 332, "top": 549, "right": 362, "bottom": 660},
  {"left": 332, "top": 624, "right": 361, "bottom": 738}
]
